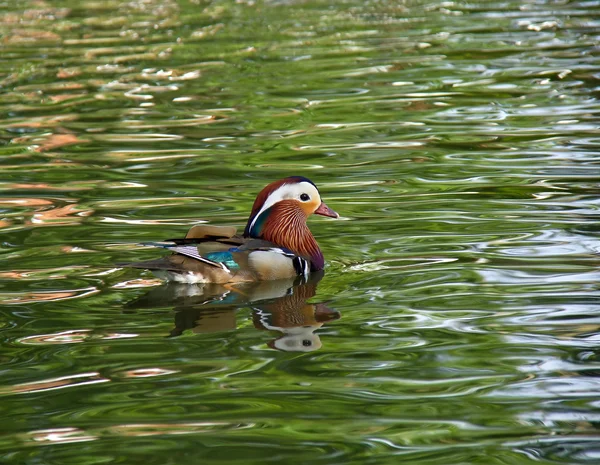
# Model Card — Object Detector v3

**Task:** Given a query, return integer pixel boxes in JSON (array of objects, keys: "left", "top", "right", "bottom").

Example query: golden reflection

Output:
[
  {"left": 60, "top": 246, "right": 93, "bottom": 253},
  {"left": 23, "top": 421, "right": 254, "bottom": 447},
  {"left": 0, "top": 265, "right": 88, "bottom": 280},
  {"left": 3, "top": 29, "right": 61, "bottom": 43},
  {"left": 0, "top": 271, "right": 29, "bottom": 279},
  {"left": 18, "top": 329, "right": 91, "bottom": 345},
  {"left": 121, "top": 368, "right": 178, "bottom": 378},
  {"left": 3, "top": 291, "right": 78, "bottom": 304},
  {"left": 0, "top": 198, "right": 53, "bottom": 207},
  {"left": 109, "top": 421, "right": 253, "bottom": 437},
  {"left": 124, "top": 272, "right": 339, "bottom": 351},
  {"left": 10, "top": 372, "right": 109, "bottom": 394},
  {"left": 30, "top": 203, "right": 93, "bottom": 225},
  {"left": 2, "top": 287, "right": 99, "bottom": 304},
  {"left": 0, "top": 181, "right": 95, "bottom": 191},
  {"left": 0, "top": 196, "right": 93, "bottom": 228},
  {"left": 27, "top": 427, "right": 97, "bottom": 444},
  {"left": 17, "top": 329, "right": 139, "bottom": 346},
  {"left": 48, "top": 94, "right": 85, "bottom": 103},
  {"left": 23, "top": 421, "right": 254, "bottom": 446},
  {"left": 33, "top": 133, "right": 88, "bottom": 152},
  {"left": 5, "top": 113, "right": 78, "bottom": 129},
  {"left": 113, "top": 277, "right": 164, "bottom": 288},
  {"left": 57, "top": 68, "right": 81, "bottom": 79},
  {"left": 106, "top": 148, "right": 211, "bottom": 162}
]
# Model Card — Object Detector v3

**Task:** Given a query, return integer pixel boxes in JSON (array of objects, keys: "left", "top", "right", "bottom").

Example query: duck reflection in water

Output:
[{"left": 125, "top": 272, "right": 339, "bottom": 351}]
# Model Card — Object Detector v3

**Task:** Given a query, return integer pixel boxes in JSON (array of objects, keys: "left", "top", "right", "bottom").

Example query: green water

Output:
[{"left": 2, "top": 0, "right": 600, "bottom": 463}]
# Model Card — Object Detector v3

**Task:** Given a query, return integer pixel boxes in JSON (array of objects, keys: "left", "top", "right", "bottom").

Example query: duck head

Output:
[{"left": 243, "top": 176, "right": 338, "bottom": 271}]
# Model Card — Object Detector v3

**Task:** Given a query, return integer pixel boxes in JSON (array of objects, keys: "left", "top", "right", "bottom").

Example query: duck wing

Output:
[{"left": 122, "top": 225, "right": 310, "bottom": 283}]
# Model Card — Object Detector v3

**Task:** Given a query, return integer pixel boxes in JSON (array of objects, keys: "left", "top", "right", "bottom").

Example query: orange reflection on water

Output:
[
  {"left": 0, "top": 182, "right": 94, "bottom": 191},
  {"left": 4, "top": 113, "right": 78, "bottom": 130},
  {"left": 112, "top": 278, "right": 164, "bottom": 288},
  {"left": 4, "top": 291, "right": 79, "bottom": 304},
  {"left": 0, "top": 198, "right": 53, "bottom": 207},
  {"left": 0, "top": 265, "right": 88, "bottom": 280},
  {"left": 27, "top": 427, "right": 97, "bottom": 445},
  {"left": 57, "top": 68, "right": 81, "bottom": 79},
  {"left": 122, "top": 368, "right": 178, "bottom": 378},
  {"left": 34, "top": 133, "right": 88, "bottom": 152},
  {"left": 18, "top": 329, "right": 139, "bottom": 346},
  {"left": 18, "top": 329, "right": 91, "bottom": 345},
  {"left": 110, "top": 422, "right": 253, "bottom": 437},
  {"left": 24, "top": 422, "right": 253, "bottom": 445},
  {"left": 0, "top": 196, "right": 94, "bottom": 227},
  {"left": 3, "top": 287, "right": 98, "bottom": 304},
  {"left": 100, "top": 332, "right": 139, "bottom": 340},
  {"left": 30, "top": 203, "right": 93, "bottom": 226},
  {"left": 60, "top": 246, "right": 93, "bottom": 253},
  {"left": 10, "top": 372, "right": 109, "bottom": 394},
  {"left": 48, "top": 94, "right": 85, "bottom": 103},
  {"left": 3, "top": 28, "right": 61, "bottom": 44},
  {"left": 0, "top": 271, "right": 29, "bottom": 279}
]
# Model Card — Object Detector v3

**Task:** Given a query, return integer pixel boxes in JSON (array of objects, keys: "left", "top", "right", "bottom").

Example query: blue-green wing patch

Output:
[{"left": 204, "top": 251, "right": 240, "bottom": 270}]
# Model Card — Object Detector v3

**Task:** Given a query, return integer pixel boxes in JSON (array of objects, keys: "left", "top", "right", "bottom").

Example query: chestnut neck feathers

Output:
[{"left": 250, "top": 201, "right": 324, "bottom": 270}]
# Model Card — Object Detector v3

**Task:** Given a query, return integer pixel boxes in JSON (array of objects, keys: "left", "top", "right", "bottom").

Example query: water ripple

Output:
[{"left": 1, "top": 0, "right": 600, "bottom": 463}]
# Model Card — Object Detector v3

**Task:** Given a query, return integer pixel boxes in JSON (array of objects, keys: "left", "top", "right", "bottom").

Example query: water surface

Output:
[{"left": 1, "top": 1, "right": 600, "bottom": 464}]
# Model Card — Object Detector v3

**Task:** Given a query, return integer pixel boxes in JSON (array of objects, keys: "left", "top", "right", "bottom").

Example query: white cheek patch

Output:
[
  {"left": 249, "top": 181, "right": 320, "bottom": 232},
  {"left": 274, "top": 333, "right": 322, "bottom": 352}
]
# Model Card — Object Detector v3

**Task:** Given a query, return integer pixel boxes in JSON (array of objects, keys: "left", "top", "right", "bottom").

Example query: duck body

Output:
[
  {"left": 123, "top": 176, "right": 338, "bottom": 283},
  {"left": 124, "top": 271, "right": 340, "bottom": 350}
]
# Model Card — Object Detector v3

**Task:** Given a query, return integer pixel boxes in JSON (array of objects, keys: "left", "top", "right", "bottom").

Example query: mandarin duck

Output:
[
  {"left": 251, "top": 273, "right": 340, "bottom": 352},
  {"left": 124, "top": 272, "right": 339, "bottom": 350},
  {"left": 123, "top": 176, "right": 338, "bottom": 283}
]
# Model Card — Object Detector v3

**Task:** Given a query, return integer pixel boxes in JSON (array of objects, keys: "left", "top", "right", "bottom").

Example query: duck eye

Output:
[{"left": 300, "top": 193, "right": 310, "bottom": 202}]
